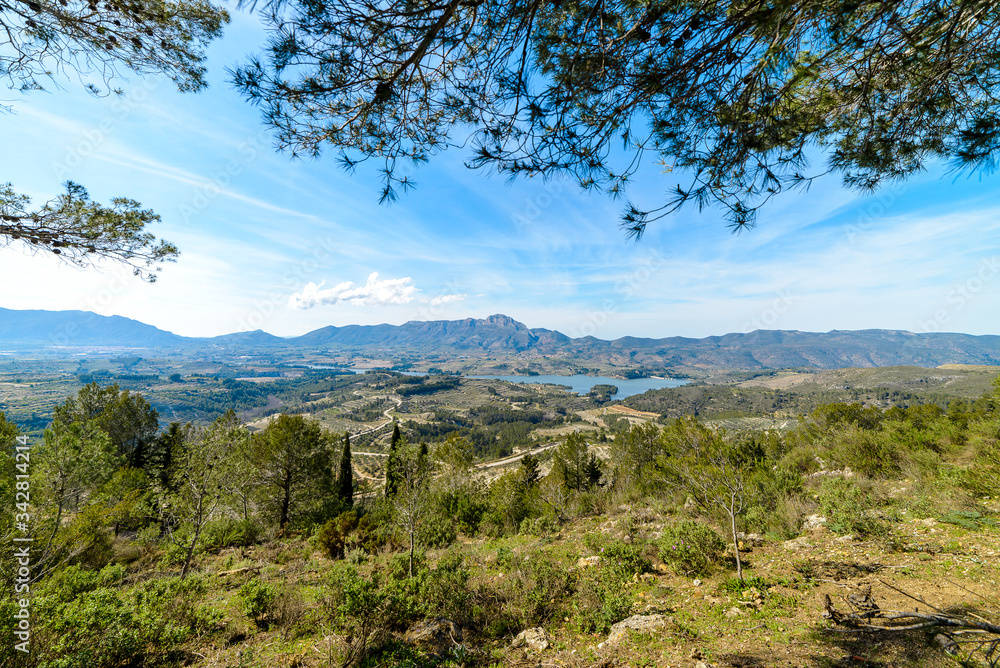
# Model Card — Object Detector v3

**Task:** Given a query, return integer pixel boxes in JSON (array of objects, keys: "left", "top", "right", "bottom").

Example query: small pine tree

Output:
[
  {"left": 552, "top": 431, "right": 602, "bottom": 491},
  {"left": 337, "top": 432, "right": 353, "bottom": 507},
  {"left": 519, "top": 453, "right": 540, "bottom": 486}
]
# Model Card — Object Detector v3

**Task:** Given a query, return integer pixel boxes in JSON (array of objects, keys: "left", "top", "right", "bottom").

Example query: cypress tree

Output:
[
  {"left": 385, "top": 423, "right": 401, "bottom": 498},
  {"left": 337, "top": 432, "right": 353, "bottom": 507}
]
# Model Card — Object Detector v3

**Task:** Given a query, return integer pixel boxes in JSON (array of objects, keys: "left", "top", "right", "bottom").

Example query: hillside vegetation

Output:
[{"left": 1, "top": 369, "right": 1000, "bottom": 667}]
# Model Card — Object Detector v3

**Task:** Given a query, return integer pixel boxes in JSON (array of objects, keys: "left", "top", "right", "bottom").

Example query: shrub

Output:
[
  {"left": 657, "top": 520, "right": 726, "bottom": 577},
  {"left": 201, "top": 518, "right": 263, "bottom": 550},
  {"left": 831, "top": 428, "right": 902, "bottom": 478},
  {"left": 29, "top": 576, "right": 216, "bottom": 668},
  {"left": 744, "top": 465, "right": 806, "bottom": 537},
  {"left": 323, "top": 564, "right": 416, "bottom": 666},
  {"left": 418, "top": 508, "right": 457, "bottom": 548},
  {"left": 504, "top": 550, "right": 575, "bottom": 628},
  {"left": 572, "top": 536, "right": 644, "bottom": 634},
  {"left": 519, "top": 515, "right": 556, "bottom": 536},
  {"left": 238, "top": 578, "right": 278, "bottom": 628},
  {"left": 273, "top": 586, "right": 308, "bottom": 639},
  {"left": 418, "top": 550, "right": 471, "bottom": 622},
  {"left": 818, "top": 477, "right": 895, "bottom": 540},
  {"left": 33, "top": 587, "right": 187, "bottom": 667},
  {"left": 583, "top": 533, "right": 651, "bottom": 577},
  {"left": 572, "top": 569, "right": 634, "bottom": 634},
  {"left": 436, "top": 486, "right": 488, "bottom": 535},
  {"left": 317, "top": 510, "right": 360, "bottom": 559}
]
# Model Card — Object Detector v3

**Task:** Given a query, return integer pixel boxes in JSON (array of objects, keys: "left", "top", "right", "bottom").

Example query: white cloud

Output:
[
  {"left": 289, "top": 273, "right": 419, "bottom": 309},
  {"left": 428, "top": 294, "right": 467, "bottom": 306}
]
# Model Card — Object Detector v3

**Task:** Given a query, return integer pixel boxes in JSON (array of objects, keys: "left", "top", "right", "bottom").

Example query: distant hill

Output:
[
  {"left": 0, "top": 308, "right": 185, "bottom": 348},
  {"left": 1, "top": 308, "right": 999, "bottom": 369}
]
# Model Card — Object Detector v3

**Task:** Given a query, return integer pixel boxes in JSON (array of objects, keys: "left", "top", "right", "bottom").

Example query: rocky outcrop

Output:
[{"left": 511, "top": 627, "right": 553, "bottom": 651}]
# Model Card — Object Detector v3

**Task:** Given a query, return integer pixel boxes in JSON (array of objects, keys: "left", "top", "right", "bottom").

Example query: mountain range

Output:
[{"left": 2, "top": 308, "right": 999, "bottom": 369}]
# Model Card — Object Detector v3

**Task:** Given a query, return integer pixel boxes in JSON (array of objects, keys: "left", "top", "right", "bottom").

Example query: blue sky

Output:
[{"left": 2, "top": 11, "right": 1000, "bottom": 340}]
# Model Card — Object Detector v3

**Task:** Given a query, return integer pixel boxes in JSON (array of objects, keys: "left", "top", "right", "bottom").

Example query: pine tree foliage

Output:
[
  {"left": 234, "top": 0, "right": 1000, "bottom": 232},
  {"left": 0, "top": 0, "right": 228, "bottom": 94},
  {"left": 0, "top": 183, "right": 178, "bottom": 281},
  {"left": 0, "top": 0, "right": 227, "bottom": 276},
  {"left": 250, "top": 414, "right": 335, "bottom": 529},
  {"left": 52, "top": 381, "right": 159, "bottom": 469},
  {"left": 552, "top": 431, "right": 601, "bottom": 491}
]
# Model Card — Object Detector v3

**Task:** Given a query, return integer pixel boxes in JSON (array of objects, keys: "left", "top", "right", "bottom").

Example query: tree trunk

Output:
[
  {"left": 279, "top": 471, "right": 292, "bottom": 529},
  {"left": 729, "top": 499, "right": 743, "bottom": 583},
  {"left": 408, "top": 523, "right": 415, "bottom": 578},
  {"left": 181, "top": 498, "right": 204, "bottom": 579}
]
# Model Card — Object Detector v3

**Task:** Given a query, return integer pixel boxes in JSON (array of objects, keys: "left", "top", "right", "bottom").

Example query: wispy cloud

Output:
[
  {"left": 289, "top": 273, "right": 419, "bottom": 309},
  {"left": 427, "top": 293, "right": 467, "bottom": 306}
]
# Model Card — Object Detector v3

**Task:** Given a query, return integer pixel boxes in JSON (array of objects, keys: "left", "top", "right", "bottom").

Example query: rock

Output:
[
  {"left": 803, "top": 514, "right": 827, "bottom": 531},
  {"left": 737, "top": 532, "right": 765, "bottom": 547},
  {"left": 782, "top": 536, "right": 812, "bottom": 550},
  {"left": 606, "top": 614, "right": 667, "bottom": 645},
  {"left": 696, "top": 662, "right": 709, "bottom": 668},
  {"left": 405, "top": 618, "right": 461, "bottom": 656},
  {"left": 693, "top": 579, "right": 703, "bottom": 587},
  {"left": 739, "top": 587, "right": 765, "bottom": 609},
  {"left": 577, "top": 556, "right": 601, "bottom": 568},
  {"left": 724, "top": 606, "right": 743, "bottom": 618},
  {"left": 512, "top": 627, "right": 552, "bottom": 651}
]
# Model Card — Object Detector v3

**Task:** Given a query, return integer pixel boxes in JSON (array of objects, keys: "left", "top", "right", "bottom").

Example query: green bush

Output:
[
  {"left": 657, "top": 520, "right": 726, "bottom": 577},
  {"left": 828, "top": 428, "right": 900, "bottom": 478},
  {"left": 436, "top": 486, "right": 488, "bottom": 535},
  {"left": 818, "top": 477, "right": 895, "bottom": 540},
  {"left": 418, "top": 508, "right": 458, "bottom": 548},
  {"left": 572, "top": 536, "right": 645, "bottom": 634},
  {"left": 132, "top": 575, "right": 221, "bottom": 634},
  {"left": 504, "top": 550, "right": 575, "bottom": 628},
  {"left": 238, "top": 578, "right": 278, "bottom": 628},
  {"left": 34, "top": 587, "right": 187, "bottom": 667},
  {"left": 582, "top": 533, "right": 651, "bottom": 577},
  {"left": 418, "top": 550, "right": 471, "bottom": 622},
  {"left": 744, "top": 465, "right": 805, "bottom": 537},
  {"left": 519, "top": 515, "right": 556, "bottom": 536},
  {"left": 572, "top": 568, "right": 633, "bottom": 634},
  {"left": 201, "top": 518, "right": 263, "bottom": 550},
  {"left": 323, "top": 563, "right": 418, "bottom": 666},
  {"left": 29, "top": 575, "right": 217, "bottom": 668},
  {"left": 317, "top": 510, "right": 360, "bottom": 559}
]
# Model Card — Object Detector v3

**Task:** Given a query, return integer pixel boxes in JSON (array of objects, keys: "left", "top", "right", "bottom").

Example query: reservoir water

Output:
[
  {"left": 465, "top": 374, "right": 688, "bottom": 400},
  {"left": 330, "top": 367, "right": 689, "bottom": 400}
]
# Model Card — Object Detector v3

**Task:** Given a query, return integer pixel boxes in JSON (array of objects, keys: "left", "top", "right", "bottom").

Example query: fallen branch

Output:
[
  {"left": 822, "top": 587, "right": 1000, "bottom": 667},
  {"left": 215, "top": 566, "right": 261, "bottom": 577}
]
